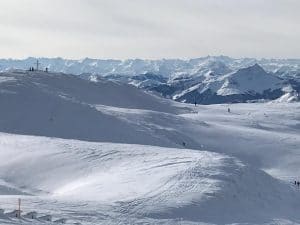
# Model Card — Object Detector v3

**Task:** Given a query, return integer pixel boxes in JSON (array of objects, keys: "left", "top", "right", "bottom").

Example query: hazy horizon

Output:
[{"left": 1, "top": 55, "right": 300, "bottom": 61}]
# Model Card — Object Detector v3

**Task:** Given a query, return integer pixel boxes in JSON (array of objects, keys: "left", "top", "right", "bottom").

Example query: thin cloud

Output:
[{"left": 0, "top": 0, "right": 299, "bottom": 59}]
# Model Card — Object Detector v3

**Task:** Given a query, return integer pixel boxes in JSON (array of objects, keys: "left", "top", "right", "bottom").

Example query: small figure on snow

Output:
[
  {"left": 297, "top": 181, "right": 300, "bottom": 187},
  {"left": 182, "top": 142, "right": 186, "bottom": 147},
  {"left": 228, "top": 108, "right": 231, "bottom": 113}
]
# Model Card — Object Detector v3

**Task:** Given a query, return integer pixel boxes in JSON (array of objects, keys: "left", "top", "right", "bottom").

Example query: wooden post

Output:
[
  {"left": 36, "top": 60, "right": 40, "bottom": 71},
  {"left": 18, "top": 198, "right": 21, "bottom": 218}
]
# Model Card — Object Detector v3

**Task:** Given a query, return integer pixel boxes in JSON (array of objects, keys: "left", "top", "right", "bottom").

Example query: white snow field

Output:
[{"left": 0, "top": 71, "right": 300, "bottom": 224}]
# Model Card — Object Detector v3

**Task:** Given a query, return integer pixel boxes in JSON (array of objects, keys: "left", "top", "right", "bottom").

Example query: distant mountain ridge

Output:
[
  {"left": 1, "top": 56, "right": 299, "bottom": 104},
  {"left": 0, "top": 56, "right": 300, "bottom": 78}
]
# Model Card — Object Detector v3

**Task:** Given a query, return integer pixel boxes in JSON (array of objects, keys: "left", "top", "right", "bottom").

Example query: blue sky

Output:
[{"left": 0, "top": 0, "right": 299, "bottom": 59}]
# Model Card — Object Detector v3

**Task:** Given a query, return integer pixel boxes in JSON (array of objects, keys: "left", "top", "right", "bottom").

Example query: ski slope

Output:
[
  {"left": 0, "top": 134, "right": 299, "bottom": 225},
  {"left": 0, "top": 70, "right": 300, "bottom": 224},
  {"left": 0, "top": 70, "right": 187, "bottom": 146}
]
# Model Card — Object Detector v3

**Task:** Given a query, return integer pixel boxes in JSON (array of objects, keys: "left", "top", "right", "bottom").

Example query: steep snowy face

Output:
[
  {"left": 172, "top": 64, "right": 284, "bottom": 103},
  {"left": 169, "top": 59, "right": 232, "bottom": 82},
  {"left": 273, "top": 91, "right": 300, "bottom": 103},
  {"left": 204, "top": 60, "right": 232, "bottom": 75},
  {"left": 216, "top": 64, "right": 283, "bottom": 96}
]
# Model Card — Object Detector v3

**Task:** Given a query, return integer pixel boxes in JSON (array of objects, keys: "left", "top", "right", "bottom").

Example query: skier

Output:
[
  {"left": 228, "top": 108, "right": 231, "bottom": 113},
  {"left": 297, "top": 181, "right": 300, "bottom": 187},
  {"left": 194, "top": 101, "right": 197, "bottom": 107},
  {"left": 295, "top": 180, "right": 297, "bottom": 185},
  {"left": 182, "top": 142, "right": 186, "bottom": 147}
]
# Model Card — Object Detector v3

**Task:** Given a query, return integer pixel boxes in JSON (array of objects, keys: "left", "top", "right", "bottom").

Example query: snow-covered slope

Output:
[
  {"left": 0, "top": 70, "right": 300, "bottom": 224},
  {"left": 0, "top": 70, "right": 189, "bottom": 145},
  {"left": 0, "top": 134, "right": 300, "bottom": 224},
  {"left": 0, "top": 70, "right": 299, "bottom": 176}
]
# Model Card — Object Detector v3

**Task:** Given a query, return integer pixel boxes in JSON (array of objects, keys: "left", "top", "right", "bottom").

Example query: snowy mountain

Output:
[
  {"left": 0, "top": 56, "right": 299, "bottom": 104},
  {"left": 1, "top": 56, "right": 299, "bottom": 104},
  {"left": 149, "top": 64, "right": 296, "bottom": 104},
  {"left": 0, "top": 56, "right": 299, "bottom": 79},
  {"left": 170, "top": 64, "right": 286, "bottom": 104}
]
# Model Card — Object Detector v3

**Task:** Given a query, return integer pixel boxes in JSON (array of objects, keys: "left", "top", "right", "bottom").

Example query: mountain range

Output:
[{"left": 0, "top": 56, "right": 299, "bottom": 104}]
